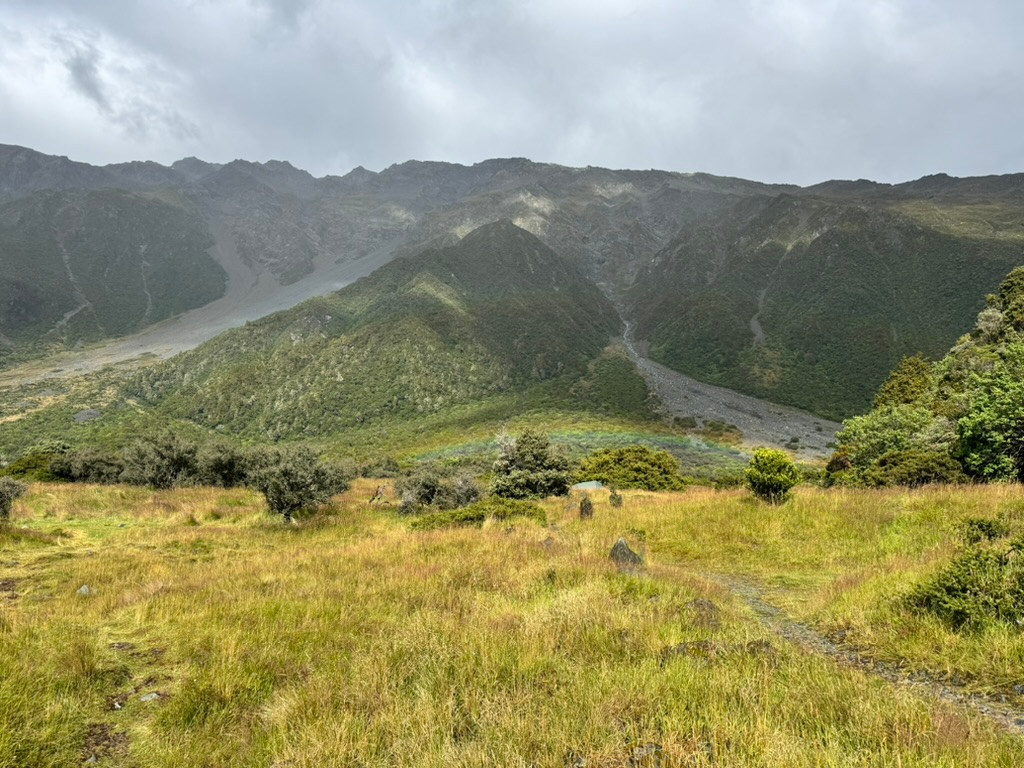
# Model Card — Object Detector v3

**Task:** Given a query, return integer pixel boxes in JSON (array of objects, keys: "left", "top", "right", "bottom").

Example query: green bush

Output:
[
  {"left": 862, "top": 449, "right": 968, "bottom": 487},
  {"left": 410, "top": 497, "right": 547, "bottom": 531},
  {"left": 575, "top": 445, "right": 685, "bottom": 491},
  {"left": 195, "top": 443, "right": 250, "bottom": 488},
  {"left": 248, "top": 447, "right": 349, "bottom": 522},
  {"left": 745, "top": 448, "right": 800, "bottom": 504},
  {"left": 0, "top": 452, "right": 58, "bottom": 482},
  {"left": 905, "top": 538, "right": 1024, "bottom": 630},
  {"left": 489, "top": 430, "right": 570, "bottom": 499},
  {"left": 956, "top": 517, "right": 1011, "bottom": 545},
  {"left": 394, "top": 467, "right": 481, "bottom": 512},
  {"left": 0, "top": 477, "right": 27, "bottom": 521},
  {"left": 50, "top": 449, "right": 126, "bottom": 484},
  {"left": 121, "top": 433, "right": 199, "bottom": 489}
]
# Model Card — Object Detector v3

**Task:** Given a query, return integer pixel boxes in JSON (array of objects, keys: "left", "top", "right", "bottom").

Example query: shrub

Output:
[
  {"left": 862, "top": 449, "right": 968, "bottom": 487},
  {"left": 745, "top": 448, "right": 800, "bottom": 504},
  {"left": 248, "top": 447, "right": 349, "bottom": 522},
  {"left": 121, "top": 433, "right": 198, "bottom": 489},
  {"left": 0, "top": 452, "right": 58, "bottom": 482},
  {"left": 195, "top": 443, "right": 250, "bottom": 488},
  {"left": 957, "top": 517, "right": 1011, "bottom": 545},
  {"left": 50, "top": 449, "right": 126, "bottom": 484},
  {"left": 575, "top": 445, "right": 685, "bottom": 491},
  {"left": 360, "top": 456, "right": 401, "bottom": 478},
  {"left": 609, "top": 488, "right": 623, "bottom": 508},
  {"left": 410, "top": 497, "right": 547, "bottom": 531},
  {"left": 394, "top": 467, "right": 481, "bottom": 511},
  {"left": 905, "top": 538, "right": 1024, "bottom": 630},
  {"left": 0, "top": 477, "right": 27, "bottom": 521},
  {"left": 489, "top": 430, "right": 570, "bottom": 499}
]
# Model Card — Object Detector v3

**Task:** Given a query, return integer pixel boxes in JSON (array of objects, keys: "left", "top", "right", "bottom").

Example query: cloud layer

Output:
[{"left": 2, "top": 0, "right": 1022, "bottom": 184}]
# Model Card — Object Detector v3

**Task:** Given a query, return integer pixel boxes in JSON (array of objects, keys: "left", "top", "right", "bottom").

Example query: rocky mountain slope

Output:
[{"left": 2, "top": 143, "right": 1022, "bottom": 424}]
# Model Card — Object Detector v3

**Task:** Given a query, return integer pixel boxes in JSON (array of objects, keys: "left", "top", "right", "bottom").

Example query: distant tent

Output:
[{"left": 571, "top": 480, "right": 604, "bottom": 490}]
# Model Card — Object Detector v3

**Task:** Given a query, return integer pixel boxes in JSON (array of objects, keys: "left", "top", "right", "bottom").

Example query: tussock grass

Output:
[{"left": 2, "top": 481, "right": 1023, "bottom": 765}]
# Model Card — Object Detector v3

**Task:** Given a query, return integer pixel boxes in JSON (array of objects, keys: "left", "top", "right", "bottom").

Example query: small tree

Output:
[
  {"left": 0, "top": 477, "right": 27, "bottom": 522},
  {"left": 490, "top": 429, "right": 570, "bottom": 499},
  {"left": 745, "top": 448, "right": 800, "bottom": 504},
  {"left": 248, "top": 447, "right": 348, "bottom": 522}
]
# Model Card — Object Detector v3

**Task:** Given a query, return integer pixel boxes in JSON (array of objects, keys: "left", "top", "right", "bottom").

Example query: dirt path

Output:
[
  {"left": 702, "top": 571, "right": 1024, "bottom": 735},
  {"left": 621, "top": 321, "right": 841, "bottom": 459}
]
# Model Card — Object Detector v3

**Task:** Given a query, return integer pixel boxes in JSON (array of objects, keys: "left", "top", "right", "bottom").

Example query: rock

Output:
[
  {"left": 73, "top": 409, "right": 102, "bottom": 423},
  {"left": 139, "top": 692, "right": 160, "bottom": 702},
  {"left": 1013, "top": 684, "right": 1024, "bottom": 696},
  {"left": 77, "top": 585, "right": 92, "bottom": 596},
  {"left": 610, "top": 538, "right": 643, "bottom": 568},
  {"left": 686, "top": 598, "right": 722, "bottom": 630}
]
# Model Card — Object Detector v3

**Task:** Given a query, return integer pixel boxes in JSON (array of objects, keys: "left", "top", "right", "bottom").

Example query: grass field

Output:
[{"left": 3, "top": 481, "right": 1024, "bottom": 766}]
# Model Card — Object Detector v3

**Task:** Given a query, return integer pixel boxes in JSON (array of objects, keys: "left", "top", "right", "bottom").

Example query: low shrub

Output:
[
  {"left": 247, "top": 448, "right": 349, "bottom": 522},
  {"left": 121, "top": 433, "right": 198, "bottom": 490},
  {"left": 0, "top": 477, "right": 27, "bottom": 521},
  {"left": 956, "top": 516, "right": 1011, "bottom": 545},
  {"left": 394, "top": 467, "right": 481, "bottom": 511},
  {"left": 905, "top": 538, "right": 1024, "bottom": 630},
  {"left": 50, "top": 449, "right": 126, "bottom": 484},
  {"left": 0, "top": 452, "right": 59, "bottom": 482},
  {"left": 575, "top": 445, "right": 685, "bottom": 491},
  {"left": 609, "top": 488, "right": 623, "bottom": 508},
  {"left": 863, "top": 449, "right": 968, "bottom": 487},
  {"left": 745, "top": 448, "right": 800, "bottom": 504},
  {"left": 410, "top": 498, "right": 547, "bottom": 531}
]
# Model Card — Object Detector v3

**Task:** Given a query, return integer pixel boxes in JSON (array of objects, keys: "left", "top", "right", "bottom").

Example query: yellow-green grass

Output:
[{"left": 2, "top": 481, "right": 1023, "bottom": 766}]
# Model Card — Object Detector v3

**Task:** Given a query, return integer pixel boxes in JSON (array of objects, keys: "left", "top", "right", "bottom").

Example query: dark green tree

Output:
[
  {"left": 248, "top": 447, "right": 349, "bottom": 522},
  {"left": 0, "top": 477, "right": 27, "bottom": 521}
]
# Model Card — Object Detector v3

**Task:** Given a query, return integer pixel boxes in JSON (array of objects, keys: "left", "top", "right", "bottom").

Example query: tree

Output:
[
  {"left": 248, "top": 447, "right": 349, "bottom": 522},
  {"left": 0, "top": 477, "right": 27, "bottom": 522},
  {"left": 745, "top": 448, "right": 800, "bottom": 504},
  {"left": 489, "top": 429, "right": 570, "bottom": 499}
]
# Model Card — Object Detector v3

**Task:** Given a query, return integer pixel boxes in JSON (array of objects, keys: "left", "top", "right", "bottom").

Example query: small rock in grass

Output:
[
  {"left": 610, "top": 538, "right": 643, "bottom": 569},
  {"left": 77, "top": 585, "right": 92, "bottom": 596},
  {"left": 139, "top": 692, "right": 160, "bottom": 703}
]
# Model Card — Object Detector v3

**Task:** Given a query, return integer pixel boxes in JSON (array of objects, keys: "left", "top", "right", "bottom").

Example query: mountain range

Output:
[{"left": 1, "top": 143, "right": 1022, "bottom": 425}]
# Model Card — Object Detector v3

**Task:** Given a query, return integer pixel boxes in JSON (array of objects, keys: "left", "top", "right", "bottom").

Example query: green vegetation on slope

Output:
[
  {"left": 122, "top": 220, "right": 622, "bottom": 440},
  {"left": 0, "top": 189, "right": 225, "bottom": 364},
  {"left": 830, "top": 265, "right": 1024, "bottom": 486},
  {"left": 631, "top": 194, "right": 1024, "bottom": 420}
]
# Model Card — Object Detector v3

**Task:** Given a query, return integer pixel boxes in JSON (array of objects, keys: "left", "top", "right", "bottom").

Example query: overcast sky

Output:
[{"left": 1, "top": 0, "right": 1022, "bottom": 185}]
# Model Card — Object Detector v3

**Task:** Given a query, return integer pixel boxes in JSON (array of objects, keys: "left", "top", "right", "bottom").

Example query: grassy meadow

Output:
[{"left": 3, "top": 480, "right": 1024, "bottom": 766}]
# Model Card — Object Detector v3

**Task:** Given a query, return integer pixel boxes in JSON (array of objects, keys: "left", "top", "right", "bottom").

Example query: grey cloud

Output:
[
  {"left": 62, "top": 40, "right": 110, "bottom": 112},
  {"left": 2, "top": 0, "right": 1023, "bottom": 184}
]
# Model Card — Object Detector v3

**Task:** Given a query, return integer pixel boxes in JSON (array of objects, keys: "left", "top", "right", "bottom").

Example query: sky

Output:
[{"left": 1, "top": 0, "right": 1022, "bottom": 186}]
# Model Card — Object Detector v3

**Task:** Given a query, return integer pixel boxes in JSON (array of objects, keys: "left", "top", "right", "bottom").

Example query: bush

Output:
[
  {"left": 121, "top": 433, "right": 199, "bottom": 489},
  {"left": 745, "top": 448, "right": 800, "bottom": 504},
  {"left": 0, "top": 477, "right": 27, "bottom": 521},
  {"left": 905, "top": 538, "right": 1024, "bottom": 630},
  {"left": 360, "top": 456, "right": 401, "bottom": 478},
  {"left": 0, "top": 452, "right": 58, "bottom": 482},
  {"left": 575, "top": 445, "right": 685, "bottom": 491},
  {"left": 50, "top": 449, "right": 126, "bottom": 484},
  {"left": 195, "top": 443, "right": 250, "bottom": 488},
  {"left": 248, "top": 447, "right": 349, "bottom": 522},
  {"left": 489, "top": 430, "right": 570, "bottom": 499},
  {"left": 862, "top": 449, "right": 968, "bottom": 487},
  {"left": 609, "top": 488, "right": 623, "bottom": 508},
  {"left": 410, "top": 497, "right": 547, "bottom": 531},
  {"left": 394, "top": 467, "right": 481, "bottom": 511}
]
